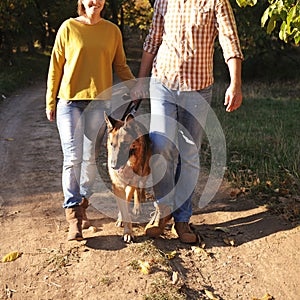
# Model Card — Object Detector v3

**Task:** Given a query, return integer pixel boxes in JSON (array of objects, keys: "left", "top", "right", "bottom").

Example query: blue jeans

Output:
[
  {"left": 149, "top": 79, "right": 212, "bottom": 222},
  {"left": 56, "top": 99, "right": 110, "bottom": 208}
]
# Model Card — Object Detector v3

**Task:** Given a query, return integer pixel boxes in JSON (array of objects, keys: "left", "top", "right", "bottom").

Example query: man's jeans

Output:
[
  {"left": 149, "top": 79, "right": 212, "bottom": 222},
  {"left": 56, "top": 99, "right": 110, "bottom": 208}
]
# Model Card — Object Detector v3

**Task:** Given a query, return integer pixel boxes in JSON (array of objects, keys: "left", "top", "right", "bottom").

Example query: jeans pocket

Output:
[{"left": 57, "top": 99, "right": 72, "bottom": 107}]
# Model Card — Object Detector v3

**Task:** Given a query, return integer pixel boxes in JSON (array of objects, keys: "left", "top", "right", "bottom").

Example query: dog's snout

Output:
[
  {"left": 110, "top": 160, "right": 119, "bottom": 170},
  {"left": 110, "top": 153, "right": 127, "bottom": 170}
]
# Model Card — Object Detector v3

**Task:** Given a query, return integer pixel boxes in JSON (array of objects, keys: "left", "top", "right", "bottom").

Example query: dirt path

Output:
[{"left": 0, "top": 82, "right": 299, "bottom": 300}]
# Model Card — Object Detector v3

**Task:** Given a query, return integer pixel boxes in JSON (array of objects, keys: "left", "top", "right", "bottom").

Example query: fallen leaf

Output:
[
  {"left": 171, "top": 224, "right": 178, "bottom": 237},
  {"left": 4, "top": 138, "right": 14, "bottom": 141},
  {"left": 191, "top": 246, "right": 213, "bottom": 258},
  {"left": 2, "top": 251, "right": 23, "bottom": 263},
  {"left": 223, "top": 238, "right": 235, "bottom": 246},
  {"left": 138, "top": 260, "right": 151, "bottom": 275},
  {"left": 253, "top": 178, "right": 260, "bottom": 186},
  {"left": 191, "top": 246, "right": 202, "bottom": 254},
  {"left": 200, "top": 240, "right": 206, "bottom": 249},
  {"left": 266, "top": 180, "right": 272, "bottom": 188},
  {"left": 172, "top": 271, "right": 179, "bottom": 285},
  {"left": 88, "top": 226, "right": 97, "bottom": 233},
  {"left": 252, "top": 293, "right": 275, "bottom": 300},
  {"left": 204, "top": 289, "right": 219, "bottom": 299},
  {"left": 165, "top": 250, "right": 177, "bottom": 260},
  {"left": 230, "top": 188, "right": 241, "bottom": 198}
]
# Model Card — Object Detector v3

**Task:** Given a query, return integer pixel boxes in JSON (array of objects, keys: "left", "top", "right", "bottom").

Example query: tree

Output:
[{"left": 236, "top": 0, "right": 300, "bottom": 45}]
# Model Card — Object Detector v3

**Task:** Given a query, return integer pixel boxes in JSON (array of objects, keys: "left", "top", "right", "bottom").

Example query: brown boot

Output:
[
  {"left": 80, "top": 197, "right": 91, "bottom": 229},
  {"left": 173, "top": 222, "right": 197, "bottom": 244},
  {"left": 144, "top": 203, "right": 172, "bottom": 238},
  {"left": 65, "top": 206, "right": 83, "bottom": 241}
]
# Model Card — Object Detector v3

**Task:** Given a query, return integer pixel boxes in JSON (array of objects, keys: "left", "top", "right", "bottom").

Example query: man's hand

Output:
[
  {"left": 130, "top": 50, "right": 156, "bottom": 102},
  {"left": 130, "top": 78, "right": 150, "bottom": 103},
  {"left": 225, "top": 58, "right": 243, "bottom": 112},
  {"left": 224, "top": 84, "right": 242, "bottom": 112},
  {"left": 46, "top": 109, "right": 55, "bottom": 122}
]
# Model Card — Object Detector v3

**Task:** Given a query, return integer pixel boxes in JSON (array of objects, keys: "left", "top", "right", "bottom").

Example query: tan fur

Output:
[{"left": 104, "top": 112, "right": 151, "bottom": 242}]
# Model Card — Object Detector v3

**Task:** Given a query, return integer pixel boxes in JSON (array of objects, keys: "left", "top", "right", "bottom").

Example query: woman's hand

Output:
[{"left": 46, "top": 109, "right": 56, "bottom": 122}]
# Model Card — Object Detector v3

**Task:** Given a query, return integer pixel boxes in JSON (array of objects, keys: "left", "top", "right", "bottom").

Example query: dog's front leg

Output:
[
  {"left": 114, "top": 186, "right": 135, "bottom": 243},
  {"left": 132, "top": 188, "right": 145, "bottom": 215},
  {"left": 115, "top": 210, "right": 123, "bottom": 227}
]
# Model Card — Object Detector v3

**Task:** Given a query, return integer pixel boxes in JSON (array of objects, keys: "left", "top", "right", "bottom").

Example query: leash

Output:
[{"left": 121, "top": 93, "right": 142, "bottom": 121}]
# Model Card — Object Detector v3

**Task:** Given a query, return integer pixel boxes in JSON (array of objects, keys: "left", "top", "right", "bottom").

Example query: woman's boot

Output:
[
  {"left": 81, "top": 197, "right": 91, "bottom": 229},
  {"left": 65, "top": 206, "right": 83, "bottom": 241}
]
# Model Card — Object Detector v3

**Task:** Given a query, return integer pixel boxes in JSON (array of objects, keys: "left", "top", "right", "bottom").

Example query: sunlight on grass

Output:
[{"left": 203, "top": 83, "right": 300, "bottom": 220}]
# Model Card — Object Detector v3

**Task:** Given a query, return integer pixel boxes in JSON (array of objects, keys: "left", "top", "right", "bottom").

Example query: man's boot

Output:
[
  {"left": 65, "top": 206, "right": 83, "bottom": 241},
  {"left": 173, "top": 222, "right": 197, "bottom": 244},
  {"left": 80, "top": 197, "right": 91, "bottom": 229},
  {"left": 144, "top": 203, "right": 172, "bottom": 238}
]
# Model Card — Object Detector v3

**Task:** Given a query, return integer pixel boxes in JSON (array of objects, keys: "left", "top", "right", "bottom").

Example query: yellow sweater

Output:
[{"left": 46, "top": 18, "right": 135, "bottom": 111}]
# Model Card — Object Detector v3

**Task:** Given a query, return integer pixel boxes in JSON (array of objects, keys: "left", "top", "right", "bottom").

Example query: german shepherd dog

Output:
[{"left": 104, "top": 112, "right": 151, "bottom": 242}]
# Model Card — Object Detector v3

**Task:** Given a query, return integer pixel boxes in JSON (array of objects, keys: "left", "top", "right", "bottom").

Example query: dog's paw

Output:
[
  {"left": 132, "top": 205, "right": 142, "bottom": 216},
  {"left": 123, "top": 233, "right": 135, "bottom": 243}
]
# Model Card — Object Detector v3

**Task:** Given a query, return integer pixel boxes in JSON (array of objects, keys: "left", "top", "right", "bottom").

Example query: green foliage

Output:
[
  {"left": 236, "top": 0, "right": 300, "bottom": 45},
  {"left": 236, "top": 0, "right": 257, "bottom": 7},
  {"left": 0, "top": 0, "right": 76, "bottom": 67},
  {"left": 122, "top": 0, "right": 153, "bottom": 32}
]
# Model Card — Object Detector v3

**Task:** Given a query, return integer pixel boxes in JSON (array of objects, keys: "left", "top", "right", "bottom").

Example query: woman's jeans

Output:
[
  {"left": 149, "top": 79, "right": 212, "bottom": 222},
  {"left": 56, "top": 99, "right": 110, "bottom": 208}
]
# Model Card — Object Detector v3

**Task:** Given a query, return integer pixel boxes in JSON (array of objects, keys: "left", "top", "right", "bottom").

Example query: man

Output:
[{"left": 132, "top": 0, "right": 243, "bottom": 243}]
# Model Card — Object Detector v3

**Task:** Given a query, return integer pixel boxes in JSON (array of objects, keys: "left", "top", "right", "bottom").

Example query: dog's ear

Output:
[
  {"left": 104, "top": 111, "right": 117, "bottom": 131},
  {"left": 124, "top": 113, "right": 134, "bottom": 125}
]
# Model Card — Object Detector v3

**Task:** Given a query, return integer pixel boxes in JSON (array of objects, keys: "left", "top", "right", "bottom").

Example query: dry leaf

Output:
[
  {"left": 223, "top": 238, "right": 235, "bottom": 246},
  {"left": 165, "top": 250, "right": 177, "bottom": 260},
  {"left": 2, "top": 251, "right": 22, "bottom": 263},
  {"left": 88, "top": 226, "right": 97, "bottom": 233},
  {"left": 230, "top": 188, "right": 240, "bottom": 198},
  {"left": 4, "top": 138, "right": 14, "bottom": 141},
  {"left": 266, "top": 180, "right": 272, "bottom": 188},
  {"left": 252, "top": 293, "right": 274, "bottom": 300},
  {"left": 200, "top": 240, "right": 206, "bottom": 249},
  {"left": 191, "top": 246, "right": 212, "bottom": 258},
  {"left": 204, "top": 289, "right": 219, "bottom": 299},
  {"left": 172, "top": 271, "right": 179, "bottom": 285},
  {"left": 138, "top": 260, "right": 151, "bottom": 275},
  {"left": 171, "top": 224, "right": 179, "bottom": 237},
  {"left": 191, "top": 246, "right": 203, "bottom": 254}
]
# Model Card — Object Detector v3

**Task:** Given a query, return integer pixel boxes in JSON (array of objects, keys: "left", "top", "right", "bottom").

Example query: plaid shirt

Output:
[{"left": 144, "top": 0, "right": 244, "bottom": 91}]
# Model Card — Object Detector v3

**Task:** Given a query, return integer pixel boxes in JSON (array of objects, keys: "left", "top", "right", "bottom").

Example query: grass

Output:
[
  {"left": 202, "top": 81, "right": 300, "bottom": 221},
  {"left": 209, "top": 81, "right": 300, "bottom": 191}
]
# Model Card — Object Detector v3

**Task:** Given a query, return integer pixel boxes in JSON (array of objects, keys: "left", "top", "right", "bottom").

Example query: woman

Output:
[{"left": 46, "top": 0, "right": 135, "bottom": 241}]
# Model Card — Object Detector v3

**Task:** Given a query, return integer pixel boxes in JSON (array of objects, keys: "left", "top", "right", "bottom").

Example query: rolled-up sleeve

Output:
[
  {"left": 143, "top": 0, "right": 164, "bottom": 55},
  {"left": 215, "top": 0, "right": 244, "bottom": 62}
]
